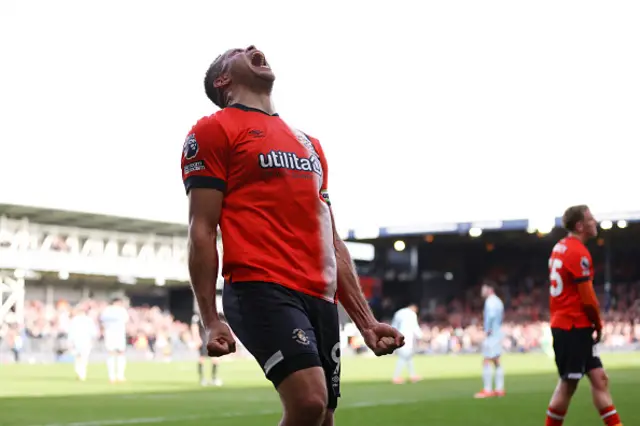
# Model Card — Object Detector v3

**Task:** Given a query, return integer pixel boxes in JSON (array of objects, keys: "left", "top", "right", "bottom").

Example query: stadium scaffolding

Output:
[{"left": 0, "top": 272, "right": 25, "bottom": 325}]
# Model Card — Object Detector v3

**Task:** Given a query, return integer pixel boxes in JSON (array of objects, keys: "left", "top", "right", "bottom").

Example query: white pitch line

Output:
[{"left": 27, "top": 398, "right": 419, "bottom": 426}]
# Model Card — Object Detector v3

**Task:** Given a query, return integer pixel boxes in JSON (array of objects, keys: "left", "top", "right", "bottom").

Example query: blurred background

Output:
[
  {"left": 1, "top": 207, "right": 639, "bottom": 364},
  {"left": 1, "top": 0, "right": 639, "bottom": 425}
]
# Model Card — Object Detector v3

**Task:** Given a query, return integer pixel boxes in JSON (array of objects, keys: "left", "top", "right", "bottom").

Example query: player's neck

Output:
[
  {"left": 228, "top": 88, "right": 275, "bottom": 115},
  {"left": 568, "top": 232, "right": 587, "bottom": 244}
]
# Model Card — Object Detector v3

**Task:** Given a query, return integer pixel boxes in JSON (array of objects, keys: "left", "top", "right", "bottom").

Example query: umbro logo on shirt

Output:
[{"left": 248, "top": 129, "right": 265, "bottom": 138}]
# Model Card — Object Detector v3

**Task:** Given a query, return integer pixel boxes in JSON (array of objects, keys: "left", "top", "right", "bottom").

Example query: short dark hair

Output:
[
  {"left": 204, "top": 54, "right": 227, "bottom": 108},
  {"left": 562, "top": 205, "right": 589, "bottom": 232},
  {"left": 482, "top": 282, "right": 494, "bottom": 290}
]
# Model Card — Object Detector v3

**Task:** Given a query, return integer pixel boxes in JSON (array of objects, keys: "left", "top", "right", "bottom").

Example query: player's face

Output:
[
  {"left": 580, "top": 209, "right": 598, "bottom": 238},
  {"left": 223, "top": 46, "right": 275, "bottom": 91},
  {"left": 481, "top": 285, "right": 490, "bottom": 298}
]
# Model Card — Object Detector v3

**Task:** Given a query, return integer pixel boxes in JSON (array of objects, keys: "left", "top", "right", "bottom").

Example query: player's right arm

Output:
[
  {"left": 188, "top": 189, "right": 223, "bottom": 329},
  {"left": 181, "top": 116, "right": 229, "bottom": 332}
]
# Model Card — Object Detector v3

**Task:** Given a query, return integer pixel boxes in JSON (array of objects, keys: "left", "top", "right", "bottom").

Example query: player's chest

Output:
[{"left": 229, "top": 124, "right": 323, "bottom": 185}]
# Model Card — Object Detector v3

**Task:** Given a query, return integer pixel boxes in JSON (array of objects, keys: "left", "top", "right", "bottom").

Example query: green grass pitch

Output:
[{"left": 1, "top": 352, "right": 639, "bottom": 425}]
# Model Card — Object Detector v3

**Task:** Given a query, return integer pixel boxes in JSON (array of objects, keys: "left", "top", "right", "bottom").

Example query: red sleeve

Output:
[
  {"left": 181, "top": 116, "right": 230, "bottom": 194},
  {"left": 311, "top": 137, "right": 331, "bottom": 206},
  {"left": 565, "top": 247, "right": 592, "bottom": 284}
]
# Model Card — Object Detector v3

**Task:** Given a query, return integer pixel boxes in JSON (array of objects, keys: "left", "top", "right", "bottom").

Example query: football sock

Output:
[
  {"left": 495, "top": 365, "right": 504, "bottom": 391},
  {"left": 482, "top": 364, "right": 494, "bottom": 392},
  {"left": 212, "top": 363, "right": 218, "bottom": 380},
  {"left": 394, "top": 357, "right": 407, "bottom": 379},
  {"left": 116, "top": 355, "right": 126, "bottom": 380},
  {"left": 545, "top": 407, "right": 566, "bottom": 426},
  {"left": 407, "top": 358, "right": 416, "bottom": 377},
  {"left": 107, "top": 356, "right": 116, "bottom": 382},
  {"left": 600, "top": 405, "right": 621, "bottom": 426}
]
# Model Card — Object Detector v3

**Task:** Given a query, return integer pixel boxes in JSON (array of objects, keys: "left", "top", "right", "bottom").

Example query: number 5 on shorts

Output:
[{"left": 549, "top": 258, "right": 563, "bottom": 297}]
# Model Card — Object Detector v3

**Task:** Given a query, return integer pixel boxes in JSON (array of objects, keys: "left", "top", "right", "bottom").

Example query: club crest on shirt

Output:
[
  {"left": 290, "top": 128, "right": 323, "bottom": 176},
  {"left": 183, "top": 134, "right": 198, "bottom": 160},
  {"left": 292, "top": 328, "right": 310, "bottom": 345},
  {"left": 295, "top": 132, "right": 317, "bottom": 154}
]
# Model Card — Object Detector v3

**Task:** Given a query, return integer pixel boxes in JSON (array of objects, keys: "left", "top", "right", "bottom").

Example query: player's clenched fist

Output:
[
  {"left": 206, "top": 320, "right": 236, "bottom": 357},
  {"left": 361, "top": 322, "right": 405, "bottom": 356}
]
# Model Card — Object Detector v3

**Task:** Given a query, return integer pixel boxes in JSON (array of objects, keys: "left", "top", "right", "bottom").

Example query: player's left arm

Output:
[
  {"left": 568, "top": 251, "right": 603, "bottom": 330},
  {"left": 483, "top": 303, "right": 491, "bottom": 336},
  {"left": 413, "top": 316, "right": 424, "bottom": 340},
  {"left": 484, "top": 301, "right": 498, "bottom": 337},
  {"left": 577, "top": 282, "right": 602, "bottom": 329},
  {"left": 330, "top": 210, "right": 376, "bottom": 330},
  {"left": 98, "top": 312, "right": 105, "bottom": 337},
  {"left": 312, "top": 140, "right": 375, "bottom": 330},
  {"left": 314, "top": 138, "right": 403, "bottom": 354}
]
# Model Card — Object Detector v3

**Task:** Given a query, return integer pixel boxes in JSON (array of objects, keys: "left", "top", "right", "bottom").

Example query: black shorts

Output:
[
  {"left": 223, "top": 281, "right": 341, "bottom": 409},
  {"left": 552, "top": 327, "right": 603, "bottom": 380}
]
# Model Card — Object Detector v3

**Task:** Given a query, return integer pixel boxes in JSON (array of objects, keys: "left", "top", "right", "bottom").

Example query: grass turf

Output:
[{"left": 1, "top": 352, "right": 639, "bottom": 425}]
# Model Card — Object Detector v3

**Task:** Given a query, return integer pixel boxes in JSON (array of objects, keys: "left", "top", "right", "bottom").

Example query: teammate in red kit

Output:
[
  {"left": 545, "top": 205, "right": 623, "bottom": 426},
  {"left": 181, "top": 45, "right": 404, "bottom": 426}
]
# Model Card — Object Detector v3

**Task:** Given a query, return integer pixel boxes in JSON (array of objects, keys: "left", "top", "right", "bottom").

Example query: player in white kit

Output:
[
  {"left": 475, "top": 283, "right": 505, "bottom": 398},
  {"left": 68, "top": 306, "right": 98, "bottom": 381},
  {"left": 391, "top": 304, "right": 424, "bottom": 384},
  {"left": 100, "top": 297, "right": 130, "bottom": 383}
]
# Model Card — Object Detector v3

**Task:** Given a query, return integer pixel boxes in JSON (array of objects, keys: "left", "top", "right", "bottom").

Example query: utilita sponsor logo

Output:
[{"left": 258, "top": 150, "right": 322, "bottom": 177}]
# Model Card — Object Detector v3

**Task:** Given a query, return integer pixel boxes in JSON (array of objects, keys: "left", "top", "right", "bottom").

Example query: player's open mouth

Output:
[{"left": 250, "top": 51, "right": 270, "bottom": 69}]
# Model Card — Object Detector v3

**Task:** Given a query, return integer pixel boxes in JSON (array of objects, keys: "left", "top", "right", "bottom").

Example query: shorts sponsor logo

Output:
[
  {"left": 183, "top": 160, "right": 205, "bottom": 175},
  {"left": 259, "top": 151, "right": 323, "bottom": 177},
  {"left": 292, "top": 328, "right": 310, "bottom": 345},
  {"left": 183, "top": 134, "right": 198, "bottom": 160}
]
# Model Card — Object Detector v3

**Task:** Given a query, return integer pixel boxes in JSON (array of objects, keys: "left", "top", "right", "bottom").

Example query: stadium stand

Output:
[
  {"left": 344, "top": 211, "right": 640, "bottom": 355},
  {"left": 1, "top": 203, "right": 639, "bottom": 364},
  {"left": 0, "top": 203, "right": 366, "bottom": 363},
  {"left": 0, "top": 203, "right": 196, "bottom": 363}
]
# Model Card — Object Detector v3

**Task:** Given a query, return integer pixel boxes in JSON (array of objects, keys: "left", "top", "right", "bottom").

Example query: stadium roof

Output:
[
  {"left": 0, "top": 203, "right": 187, "bottom": 236},
  {"left": 346, "top": 210, "right": 640, "bottom": 240}
]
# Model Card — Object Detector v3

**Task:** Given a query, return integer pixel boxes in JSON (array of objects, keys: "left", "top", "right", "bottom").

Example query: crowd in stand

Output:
[
  {"left": 0, "top": 299, "right": 197, "bottom": 362},
  {"left": 2, "top": 279, "right": 639, "bottom": 363},
  {"left": 370, "top": 280, "right": 640, "bottom": 355}
]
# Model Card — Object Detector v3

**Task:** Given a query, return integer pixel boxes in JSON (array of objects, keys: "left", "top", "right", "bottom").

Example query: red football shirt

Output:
[
  {"left": 548, "top": 235, "right": 594, "bottom": 329},
  {"left": 181, "top": 104, "right": 338, "bottom": 303}
]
